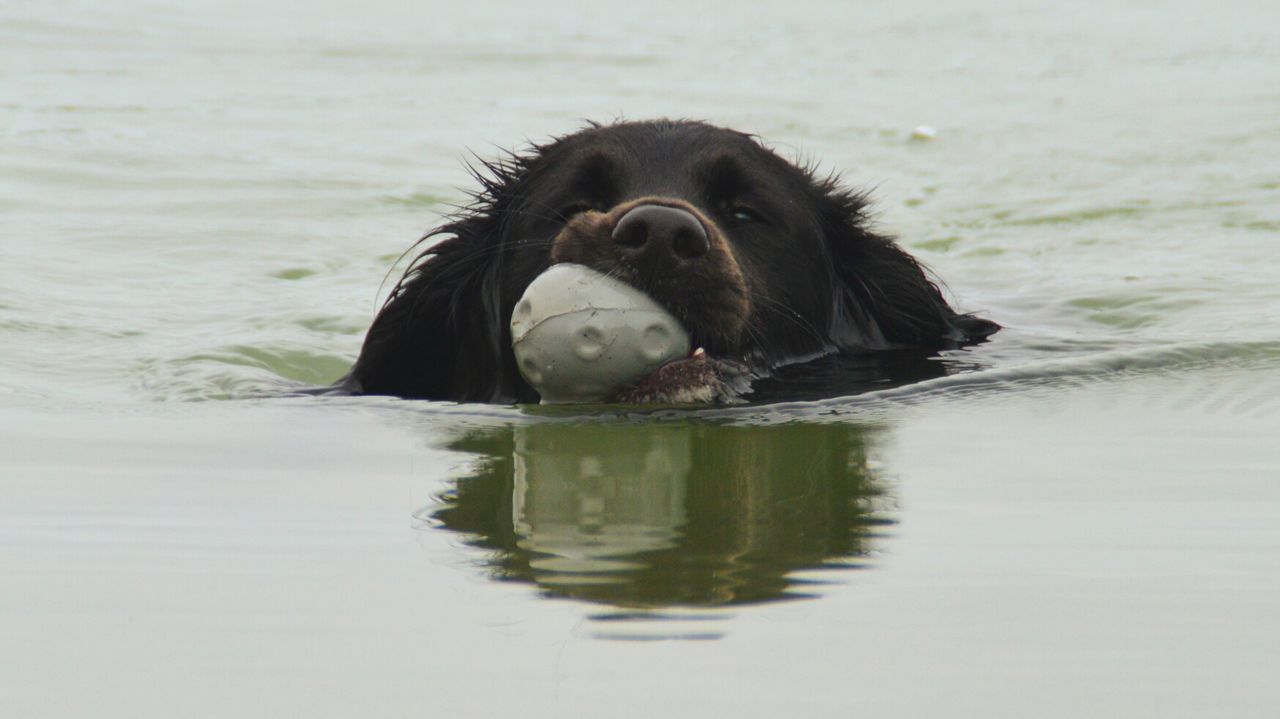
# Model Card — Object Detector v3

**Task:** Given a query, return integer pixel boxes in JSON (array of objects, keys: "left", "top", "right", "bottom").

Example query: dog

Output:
[{"left": 337, "top": 120, "right": 998, "bottom": 403}]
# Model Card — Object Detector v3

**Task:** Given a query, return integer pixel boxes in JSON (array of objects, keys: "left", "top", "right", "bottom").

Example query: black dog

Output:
[{"left": 339, "top": 120, "right": 997, "bottom": 403}]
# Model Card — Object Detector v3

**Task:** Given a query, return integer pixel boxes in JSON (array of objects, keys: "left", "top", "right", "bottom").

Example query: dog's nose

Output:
[{"left": 612, "top": 204, "right": 710, "bottom": 269}]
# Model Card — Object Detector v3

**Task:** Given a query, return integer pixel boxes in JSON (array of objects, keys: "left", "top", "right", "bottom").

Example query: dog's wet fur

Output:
[{"left": 338, "top": 119, "right": 998, "bottom": 404}]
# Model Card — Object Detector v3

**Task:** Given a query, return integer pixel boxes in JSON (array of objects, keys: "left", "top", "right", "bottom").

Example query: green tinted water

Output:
[
  {"left": 2, "top": 0, "right": 1278, "bottom": 716},
  {"left": 432, "top": 422, "right": 892, "bottom": 609}
]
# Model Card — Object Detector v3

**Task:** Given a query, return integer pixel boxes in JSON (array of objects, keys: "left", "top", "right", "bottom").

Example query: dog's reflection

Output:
[{"left": 426, "top": 422, "right": 894, "bottom": 608}]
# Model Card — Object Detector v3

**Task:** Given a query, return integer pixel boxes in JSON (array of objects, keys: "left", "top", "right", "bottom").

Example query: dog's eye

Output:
[{"left": 729, "top": 205, "right": 762, "bottom": 224}]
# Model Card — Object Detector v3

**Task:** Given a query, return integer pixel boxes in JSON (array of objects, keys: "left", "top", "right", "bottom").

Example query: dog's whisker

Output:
[{"left": 751, "top": 294, "right": 829, "bottom": 347}]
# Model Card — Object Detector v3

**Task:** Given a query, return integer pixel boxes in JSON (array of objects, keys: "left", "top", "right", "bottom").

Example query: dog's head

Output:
[{"left": 349, "top": 120, "right": 997, "bottom": 402}]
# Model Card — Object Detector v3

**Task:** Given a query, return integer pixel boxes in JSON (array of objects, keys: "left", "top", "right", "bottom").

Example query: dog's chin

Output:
[{"left": 609, "top": 349, "right": 755, "bottom": 405}]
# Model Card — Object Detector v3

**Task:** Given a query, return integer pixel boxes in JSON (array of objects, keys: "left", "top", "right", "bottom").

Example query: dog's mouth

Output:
[
  {"left": 511, "top": 260, "right": 757, "bottom": 405},
  {"left": 610, "top": 347, "right": 754, "bottom": 405},
  {"left": 526, "top": 197, "right": 759, "bottom": 404}
]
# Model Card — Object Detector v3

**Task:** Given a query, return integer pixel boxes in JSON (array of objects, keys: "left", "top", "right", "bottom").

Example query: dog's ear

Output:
[
  {"left": 343, "top": 215, "right": 523, "bottom": 402},
  {"left": 342, "top": 145, "right": 560, "bottom": 403},
  {"left": 818, "top": 187, "right": 999, "bottom": 351}
]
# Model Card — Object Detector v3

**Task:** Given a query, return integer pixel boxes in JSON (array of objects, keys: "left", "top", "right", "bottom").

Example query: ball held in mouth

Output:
[{"left": 510, "top": 263, "right": 692, "bottom": 404}]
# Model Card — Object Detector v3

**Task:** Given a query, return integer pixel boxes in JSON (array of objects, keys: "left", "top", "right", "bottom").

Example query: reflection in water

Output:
[{"left": 425, "top": 422, "right": 894, "bottom": 609}]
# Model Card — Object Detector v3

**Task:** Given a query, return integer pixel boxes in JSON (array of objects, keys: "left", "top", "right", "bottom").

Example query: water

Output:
[{"left": 2, "top": 0, "right": 1278, "bottom": 716}]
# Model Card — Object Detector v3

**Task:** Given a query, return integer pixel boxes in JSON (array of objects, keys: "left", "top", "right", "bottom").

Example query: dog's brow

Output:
[
  {"left": 569, "top": 151, "right": 620, "bottom": 198},
  {"left": 699, "top": 153, "right": 755, "bottom": 198}
]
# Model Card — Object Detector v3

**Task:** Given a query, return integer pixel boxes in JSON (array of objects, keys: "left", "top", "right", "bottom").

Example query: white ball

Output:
[{"left": 511, "top": 263, "right": 691, "bottom": 404}]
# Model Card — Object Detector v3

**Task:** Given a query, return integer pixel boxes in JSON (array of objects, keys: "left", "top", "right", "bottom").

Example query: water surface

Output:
[{"left": 2, "top": 0, "right": 1278, "bottom": 716}]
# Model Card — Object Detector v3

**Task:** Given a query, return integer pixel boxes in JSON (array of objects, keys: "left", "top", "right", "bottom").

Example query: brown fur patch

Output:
[{"left": 550, "top": 196, "right": 751, "bottom": 349}]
